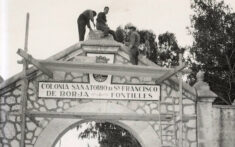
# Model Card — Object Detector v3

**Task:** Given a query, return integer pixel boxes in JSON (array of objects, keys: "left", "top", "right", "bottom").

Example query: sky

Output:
[{"left": 1, "top": 0, "right": 235, "bottom": 79}]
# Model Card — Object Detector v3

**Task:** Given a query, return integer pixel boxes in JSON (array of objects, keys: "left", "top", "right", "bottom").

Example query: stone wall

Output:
[
  {"left": 212, "top": 105, "right": 235, "bottom": 147},
  {"left": 195, "top": 71, "right": 235, "bottom": 147},
  {"left": 0, "top": 37, "right": 197, "bottom": 147}
]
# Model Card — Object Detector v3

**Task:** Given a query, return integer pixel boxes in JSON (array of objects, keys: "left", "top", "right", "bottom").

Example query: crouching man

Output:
[{"left": 96, "top": 7, "right": 117, "bottom": 40}]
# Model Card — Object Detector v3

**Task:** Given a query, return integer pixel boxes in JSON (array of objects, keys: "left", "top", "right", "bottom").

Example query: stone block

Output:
[
  {"left": 32, "top": 137, "right": 37, "bottom": 144},
  {"left": 161, "top": 105, "right": 167, "bottom": 113},
  {"left": 34, "top": 128, "right": 42, "bottom": 136},
  {"left": 128, "top": 101, "right": 139, "bottom": 110},
  {"left": 183, "top": 99, "right": 194, "bottom": 104},
  {"left": 38, "top": 99, "right": 44, "bottom": 105},
  {"left": 33, "top": 102, "right": 39, "bottom": 109},
  {"left": 71, "top": 72, "right": 83, "bottom": 78},
  {"left": 3, "top": 122, "right": 16, "bottom": 139},
  {"left": 82, "top": 76, "right": 89, "bottom": 82},
  {"left": 2, "top": 139, "right": 8, "bottom": 143},
  {"left": 53, "top": 71, "right": 66, "bottom": 80},
  {"left": 39, "top": 107, "right": 46, "bottom": 112},
  {"left": 27, "top": 122, "right": 36, "bottom": 131},
  {"left": 65, "top": 74, "right": 73, "bottom": 81},
  {"left": 58, "top": 101, "right": 63, "bottom": 107},
  {"left": 45, "top": 99, "right": 57, "bottom": 110},
  {"left": 187, "top": 119, "right": 196, "bottom": 128},
  {"left": 29, "top": 95, "right": 36, "bottom": 101},
  {"left": 136, "top": 108, "right": 145, "bottom": 114},
  {"left": 13, "top": 89, "right": 21, "bottom": 96},
  {"left": 1, "top": 105, "right": 10, "bottom": 111},
  {"left": 26, "top": 132, "right": 33, "bottom": 140},
  {"left": 11, "top": 139, "right": 19, "bottom": 147},
  {"left": 28, "top": 88, "right": 34, "bottom": 95},
  {"left": 118, "top": 100, "right": 129, "bottom": 106},
  {"left": 150, "top": 103, "right": 157, "bottom": 109},
  {"left": 151, "top": 109, "right": 159, "bottom": 114},
  {"left": 187, "top": 129, "right": 196, "bottom": 141},
  {"left": 6, "top": 96, "right": 16, "bottom": 104},
  {"left": 63, "top": 103, "right": 70, "bottom": 110},
  {"left": 191, "top": 142, "right": 197, "bottom": 147},
  {"left": 8, "top": 115, "right": 16, "bottom": 122},
  {"left": 184, "top": 105, "right": 195, "bottom": 115},
  {"left": 131, "top": 77, "right": 140, "bottom": 83},
  {"left": 167, "top": 105, "right": 173, "bottom": 111},
  {"left": 70, "top": 100, "right": 78, "bottom": 107},
  {"left": 144, "top": 105, "right": 151, "bottom": 113},
  {"left": 17, "top": 134, "right": 21, "bottom": 140},
  {"left": 73, "top": 77, "right": 82, "bottom": 82},
  {"left": 11, "top": 105, "right": 20, "bottom": 111},
  {"left": 27, "top": 101, "right": 33, "bottom": 109},
  {"left": 16, "top": 123, "right": 21, "bottom": 131},
  {"left": 1, "top": 111, "right": 6, "bottom": 122}
]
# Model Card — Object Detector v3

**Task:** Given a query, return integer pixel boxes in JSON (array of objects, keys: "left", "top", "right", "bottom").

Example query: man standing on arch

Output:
[
  {"left": 96, "top": 7, "right": 117, "bottom": 40},
  {"left": 77, "top": 9, "right": 97, "bottom": 41},
  {"left": 126, "top": 24, "right": 140, "bottom": 65}
]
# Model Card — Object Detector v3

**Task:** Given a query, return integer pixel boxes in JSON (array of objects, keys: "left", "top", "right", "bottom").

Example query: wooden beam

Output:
[
  {"left": 20, "top": 13, "right": 29, "bottom": 147},
  {"left": 39, "top": 60, "right": 187, "bottom": 78},
  {"left": 179, "top": 53, "right": 183, "bottom": 147},
  {"left": 17, "top": 49, "right": 53, "bottom": 78},
  {"left": 23, "top": 111, "right": 174, "bottom": 121},
  {"left": 155, "top": 63, "right": 186, "bottom": 84},
  {"left": 175, "top": 114, "right": 197, "bottom": 123}
]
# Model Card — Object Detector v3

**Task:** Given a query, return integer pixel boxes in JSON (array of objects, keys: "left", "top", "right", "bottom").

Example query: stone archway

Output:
[{"left": 34, "top": 102, "right": 160, "bottom": 147}]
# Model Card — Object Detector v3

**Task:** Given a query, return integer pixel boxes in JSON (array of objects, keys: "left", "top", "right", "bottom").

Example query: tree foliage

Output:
[
  {"left": 189, "top": 0, "right": 235, "bottom": 104},
  {"left": 77, "top": 121, "right": 141, "bottom": 147},
  {"left": 115, "top": 25, "right": 182, "bottom": 68}
]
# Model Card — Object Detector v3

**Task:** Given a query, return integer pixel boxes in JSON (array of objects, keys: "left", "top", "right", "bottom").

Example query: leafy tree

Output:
[
  {"left": 115, "top": 25, "right": 182, "bottom": 67},
  {"left": 189, "top": 0, "right": 235, "bottom": 104},
  {"left": 115, "top": 26, "right": 125, "bottom": 43},
  {"left": 157, "top": 32, "right": 185, "bottom": 67},
  {"left": 77, "top": 121, "right": 141, "bottom": 147}
]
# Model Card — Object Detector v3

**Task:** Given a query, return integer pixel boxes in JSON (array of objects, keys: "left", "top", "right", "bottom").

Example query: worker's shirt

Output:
[
  {"left": 81, "top": 9, "right": 95, "bottom": 28},
  {"left": 96, "top": 12, "right": 107, "bottom": 25},
  {"left": 128, "top": 31, "right": 140, "bottom": 49}
]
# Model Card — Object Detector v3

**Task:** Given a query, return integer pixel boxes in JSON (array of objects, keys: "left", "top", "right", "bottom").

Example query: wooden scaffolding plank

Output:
[
  {"left": 17, "top": 48, "right": 53, "bottom": 78},
  {"left": 39, "top": 60, "right": 189, "bottom": 78},
  {"left": 155, "top": 63, "right": 186, "bottom": 84},
  {"left": 179, "top": 53, "right": 183, "bottom": 147},
  {"left": 22, "top": 111, "right": 174, "bottom": 121},
  {"left": 20, "top": 13, "right": 29, "bottom": 147}
]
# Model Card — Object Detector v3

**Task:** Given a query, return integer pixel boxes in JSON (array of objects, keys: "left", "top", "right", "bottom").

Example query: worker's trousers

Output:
[
  {"left": 77, "top": 14, "right": 88, "bottom": 41},
  {"left": 129, "top": 48, "right": 139, "bottom": 65}
]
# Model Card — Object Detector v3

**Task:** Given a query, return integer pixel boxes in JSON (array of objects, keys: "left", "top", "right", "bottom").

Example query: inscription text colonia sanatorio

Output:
[{"left": 38, "top": 82, "right": 160, "bottom": 101}]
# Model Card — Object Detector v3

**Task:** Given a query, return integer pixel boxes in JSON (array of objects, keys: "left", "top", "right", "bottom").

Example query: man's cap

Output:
[{"left": 125, "top": 23, "right": 136, "bottom": 30}]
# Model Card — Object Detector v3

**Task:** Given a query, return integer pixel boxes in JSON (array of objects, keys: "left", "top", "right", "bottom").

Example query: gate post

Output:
[{"left": 194, "top": 71, "right": 217, "bottom": 147}]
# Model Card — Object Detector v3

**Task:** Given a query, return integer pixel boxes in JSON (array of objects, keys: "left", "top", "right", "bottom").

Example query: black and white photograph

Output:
[{"left": 1, "top": 0, "right": 235, "bottom": 147}]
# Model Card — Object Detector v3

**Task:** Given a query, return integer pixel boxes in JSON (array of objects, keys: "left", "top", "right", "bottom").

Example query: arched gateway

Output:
[
  {"left": 35, "top": 102, "right": 160, "bottom": 147},
  {"left": 0, "top": 31, "right": 197, "bottom": 147}
]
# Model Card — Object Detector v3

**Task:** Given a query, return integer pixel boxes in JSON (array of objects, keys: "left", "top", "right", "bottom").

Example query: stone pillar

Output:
[{"left": 193, "top": 71, "right": 218, "bottom": 147}]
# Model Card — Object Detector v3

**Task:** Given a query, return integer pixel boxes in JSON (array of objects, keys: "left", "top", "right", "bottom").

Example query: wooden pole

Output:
[
  {"left": 20, "top": 12, "right": 30, "bottom": 147},
  {"left": 179, "top": 53, "right": 183, "bottom": 147},
  {"left": 25, "top": 111, "right": 174, "bottom": 121},
  {"left": 159, "top": 99, "right": 163, "bottom": 146}
]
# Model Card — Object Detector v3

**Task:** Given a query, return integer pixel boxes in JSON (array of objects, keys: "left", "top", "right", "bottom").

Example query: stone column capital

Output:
[{"left": 193, "top": 71, "right": 217, "bottom": 102}]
